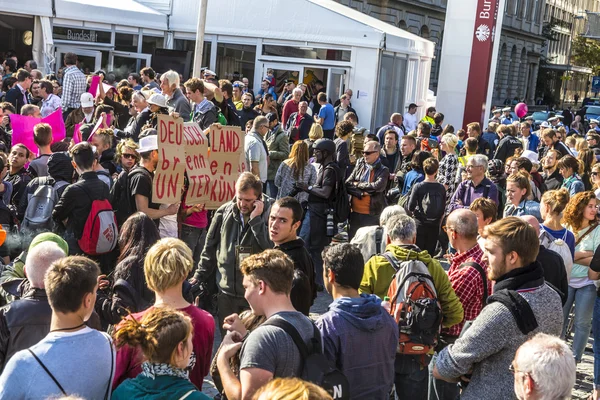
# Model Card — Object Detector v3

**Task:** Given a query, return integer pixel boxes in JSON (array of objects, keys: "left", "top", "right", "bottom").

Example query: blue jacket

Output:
[
  {"left": 316, "top": 295, "right": 398, "bottom": 400},
  {"left": 562, "top": 175, "right": 585, "bottom": 197},
  {"left": 520, "top": 133, "right": 540, "bottom": 152},
  {"left": 504, "top": 199, "right": 542, "bottom": 222},
  {"left": 401, "top": 169, "right": 424, "bottom": 196}
]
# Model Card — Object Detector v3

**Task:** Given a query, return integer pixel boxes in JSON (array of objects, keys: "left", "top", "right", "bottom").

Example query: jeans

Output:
[
  {"left": 180, "top": 224, "right": 207, "bottom": 270},
  {"left": 593, "top": 296, "right": 600, "bottom": 386},
  {"left": 265, "top": 180, "right": 278, "bottom": 199},
  {"left": 428, "top": 353, "right": 459, "bottom": 400},
  {"left": 394, "top": 355, "right": 429, "bottom": 400},
  {"left": 562, "top": 284, "right": 596, "bottom": 361}
]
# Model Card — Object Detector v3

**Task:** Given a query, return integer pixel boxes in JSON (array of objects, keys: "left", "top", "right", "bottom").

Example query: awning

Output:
[
  {"left": 0, "top": 0, "right": 52, "bottom": 17},
  {"left": 55, "top": 0, "right": 168, "bottom": 31}
]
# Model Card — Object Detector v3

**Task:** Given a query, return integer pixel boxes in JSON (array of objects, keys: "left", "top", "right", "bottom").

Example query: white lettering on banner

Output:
[
  {"left": 332, "top": 385, "right": 343, "bottom": 399},
  {"left": 480, "top": 0, "right": 492, "bottom": 18}
]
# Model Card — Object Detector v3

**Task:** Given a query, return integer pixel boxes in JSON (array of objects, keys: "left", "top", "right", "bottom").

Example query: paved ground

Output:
[{"left": 202, "top": 290, "right": 595, "bottom": 399}]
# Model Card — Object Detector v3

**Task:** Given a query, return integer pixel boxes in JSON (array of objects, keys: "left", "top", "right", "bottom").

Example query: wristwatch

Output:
[{"left": 308, "top": 185, "right": 314, "bottom": 191}]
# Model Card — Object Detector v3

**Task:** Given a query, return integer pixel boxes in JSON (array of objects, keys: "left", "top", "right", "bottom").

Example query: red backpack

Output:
[{"left": 78, "top": 187, "right": 118, "bottom": 256}]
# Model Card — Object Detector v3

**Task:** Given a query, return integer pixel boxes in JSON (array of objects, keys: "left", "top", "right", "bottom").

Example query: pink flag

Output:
[
  {"left": 73, "top": 124, "right": 82, "bottom": 144},
  {"left": 88, "top": 75, "right": 101, "bottom": 97},
  {"left": 10, "top": 109, "right": 67, "bottom": 155}
]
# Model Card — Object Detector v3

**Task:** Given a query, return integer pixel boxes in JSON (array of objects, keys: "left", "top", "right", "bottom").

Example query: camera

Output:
[{"left": 326, "top": 209, "right": 335, "bottom": 237}]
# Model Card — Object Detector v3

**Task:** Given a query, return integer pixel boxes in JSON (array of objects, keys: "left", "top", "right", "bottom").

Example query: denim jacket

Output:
[{"left": 503, "top": 199, "right": 542, "bottom": 221}]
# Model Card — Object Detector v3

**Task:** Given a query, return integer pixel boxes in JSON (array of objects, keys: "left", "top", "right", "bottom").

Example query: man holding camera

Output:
[{"left": 294, "top": 138, "right": 340, "bottom": 289}]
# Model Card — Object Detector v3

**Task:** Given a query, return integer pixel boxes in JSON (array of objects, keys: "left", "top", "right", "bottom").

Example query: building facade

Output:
[{"left": 336, "top": 0, "right": 547, "bottom": 106}]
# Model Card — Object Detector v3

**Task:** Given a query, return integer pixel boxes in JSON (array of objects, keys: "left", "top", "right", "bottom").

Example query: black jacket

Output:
[
  {"left": 99, "top": 148, "right": 118, "bottom": 177},
  {"left": 167, "top": 88, "right": 191, "bottom": 122},
  {"left": 0, "top": 286, "right": 51, "bottom": 372},
  {"left": 285, "top": 112, "right": 314, "bottom": 142},
  {"left": 536, "top": 245, "right": 568, "bottom": 305},
  {"left": 192, "top": 101, "right": 219, "bottom": 131},
  {"left": 4, "top": 86, "right": 30, "bottom": 114},
  {"left": 276, "top": 238, "right": 316, "bottom": 316},
  {"left": 333, "top": 105, "right": 358, "bottom": 124},
  {"left": 493, "top": 135, "right": 523, "bottom": 163},
  {"left": 52, "top": 171, "right": 110, "bottom": 254},
  {"left": 238, "top": 107, "right": 260, "bottom": 131},
  {"left": 345, "top": 158, "right": 390, "bottom": 215},
  {"left": 542, "top": 169, "right": 564, "bottom": 191},
  {"left": 116, "top": 109, "right": 151, "bottom": 142}
]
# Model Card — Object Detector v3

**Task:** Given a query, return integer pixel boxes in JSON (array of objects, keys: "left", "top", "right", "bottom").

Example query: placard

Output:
[
  {"left": 10, "top": 109, "right": 66, "bottom": 155},
  {"left": 153, "top": 114, "right": 185, "bottom": 204}
]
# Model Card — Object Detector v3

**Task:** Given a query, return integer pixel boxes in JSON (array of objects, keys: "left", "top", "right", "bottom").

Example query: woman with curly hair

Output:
[
  {"left": 562, "top": 191, "right": 600, "bottom": 363},
  {"left": 114, "top": 139, "right": 139, "bottom": 175},
  {"left": 112, "top": 307, "right": 210, "bottom": 399}
]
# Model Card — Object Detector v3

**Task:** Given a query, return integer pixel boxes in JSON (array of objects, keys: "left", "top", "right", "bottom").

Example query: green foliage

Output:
[{"left": 572, "top": 35, "right": 600, "bottom": 75}]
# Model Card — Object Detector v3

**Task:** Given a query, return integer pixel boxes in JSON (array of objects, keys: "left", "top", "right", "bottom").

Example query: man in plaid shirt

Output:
[
  {"left": 430, "top": 209, "right": 490, "bottom": 400},
  {"left": 60, "top": 52, "right": 87, "bottom": 120}
]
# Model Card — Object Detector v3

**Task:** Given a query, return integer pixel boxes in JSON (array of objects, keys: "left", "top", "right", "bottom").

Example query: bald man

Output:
[
  {"left": 376, "top": 113, "right": 405, "bottom": 145},
  {"left": 519, "top": 215, "right": 567, "bottom": 304}
]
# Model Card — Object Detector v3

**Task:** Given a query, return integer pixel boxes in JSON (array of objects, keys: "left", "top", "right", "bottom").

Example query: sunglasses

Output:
[
  {"left": 593, "top": 172, "right": 599, "bottom": 176},
  {"left": 122, "top": 153, "right": 138, "bottom": 160},
  {"left": 363, "top": 151, "right": 378, "bottom": 156}
]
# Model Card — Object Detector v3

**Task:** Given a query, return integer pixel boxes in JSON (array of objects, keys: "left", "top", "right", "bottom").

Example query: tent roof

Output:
[
  {"left": 171, "top": 0, "right": 434, "bottom": 57},
  {"left": 55, "top": 0, "right": 168, "bottom": 30}
]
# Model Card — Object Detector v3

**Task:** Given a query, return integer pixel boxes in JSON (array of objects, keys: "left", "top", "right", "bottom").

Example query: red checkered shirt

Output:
[{"left": 442, "top": 243, "right": 490, "bottom": 337}]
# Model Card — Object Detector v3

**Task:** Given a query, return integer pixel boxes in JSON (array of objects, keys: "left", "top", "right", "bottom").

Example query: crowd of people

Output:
[{"left": 0, "top": 51, "right": 594, "bottom": 400}]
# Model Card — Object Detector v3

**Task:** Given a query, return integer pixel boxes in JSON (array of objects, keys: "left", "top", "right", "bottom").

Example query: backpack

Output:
[
  {"left": 263, "top": 318, "right": 350, "bottom": 400},
  {"left": 420, "top": 189, "right": 445, "bottom": 223},
  {"left": 382, "top": 252, "right": 442, "bottom": 359},
  {"left": 78, "top": 186, "right": 118, "bottom": 256},
  {"left": 418, "top": 137, "right": 438, "bottom": 153},
  {"left": 111, "top": 167, "right": 152, "bottom": 226},
  {"left": 540, "top": 229, "right": 574, "bottom": 281},
  {"left": 326, "top": 165, "right": 350, "bottom": 223},
  {"left": 22, "top": 178, "right": 68, "bottom": 233},
  {"left": 350, "top": 131, "right": 366, "bottom": 160}
]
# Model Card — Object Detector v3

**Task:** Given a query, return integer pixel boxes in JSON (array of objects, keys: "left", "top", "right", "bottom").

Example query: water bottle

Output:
[
  {"left": 326, "top": 209, "right": 335, "bottom": 237},
  {"left": 382, "top": 296, "right": 391, "bottom": 312}
]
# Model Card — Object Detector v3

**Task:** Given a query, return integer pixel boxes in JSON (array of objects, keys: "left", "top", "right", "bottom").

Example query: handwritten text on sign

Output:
[
  {"left": 153, "top": 114, "right": 185, "bottom": 204},
  {"left": 185, "top": 124, "right": 245, "bottom": 209}
]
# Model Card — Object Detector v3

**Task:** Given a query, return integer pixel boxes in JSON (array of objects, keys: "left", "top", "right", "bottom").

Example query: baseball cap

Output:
[{"left": 80, "top": 92, "right": 94, "bottom": 108}]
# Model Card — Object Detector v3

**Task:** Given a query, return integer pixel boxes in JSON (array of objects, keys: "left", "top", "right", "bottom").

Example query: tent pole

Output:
[{"left": 192, "top": 0, "right": 208, "bottom": 78}]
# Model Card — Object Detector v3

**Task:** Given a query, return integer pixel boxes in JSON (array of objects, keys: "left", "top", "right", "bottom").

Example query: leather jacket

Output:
[
  {"left": 345, "top": 158, "right": 390, "bottom": 215},
  {"left": 0, "top": 285, "right": 51, "bottom": 372}
]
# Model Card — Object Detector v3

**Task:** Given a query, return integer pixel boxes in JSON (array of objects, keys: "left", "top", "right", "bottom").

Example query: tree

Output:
[{"left": 572, "top": 35, "right": 600, "bottom": 75}]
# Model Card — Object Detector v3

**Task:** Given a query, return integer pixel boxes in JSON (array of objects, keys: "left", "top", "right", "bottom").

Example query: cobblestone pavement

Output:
[{"left": 202, "top": 291, "right": 595, "bottom": 399}]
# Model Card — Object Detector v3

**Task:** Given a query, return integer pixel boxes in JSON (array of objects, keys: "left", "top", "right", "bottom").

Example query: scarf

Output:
[
  {"left": 562, "top": 174, "right": 581, "bottom": 190},
  {"left": 488, "top": 261, "right": 545, "bottom": 334},
  {"left": 141, "top": 362, "right": 190, "bottom": 381},
  {"left": 361, "top": 158, "right": 381, "bottom": 183}
]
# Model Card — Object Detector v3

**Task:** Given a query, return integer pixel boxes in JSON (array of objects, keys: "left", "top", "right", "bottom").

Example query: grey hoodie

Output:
[{"left": 316, "top": 294, "right": 398, "bottom": 400}]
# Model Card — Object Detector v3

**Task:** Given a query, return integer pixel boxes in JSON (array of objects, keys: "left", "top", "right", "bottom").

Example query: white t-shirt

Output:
[
  {"left": 245, "top": 131, "right": 268, "bottom": 182},
  {"left": 403, "top": 112, "right": 418, "bottom": 133}
]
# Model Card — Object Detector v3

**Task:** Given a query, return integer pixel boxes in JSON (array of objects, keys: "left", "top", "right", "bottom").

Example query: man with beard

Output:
[
  {"left": 539, "top": 128, "right": 571, "bottom": 159},
  {"left": 433, "top": 217, "right": 563, "bottom": 400},
  {"left": 191, "top": 172, "right": 273, "bottom": 336},
  {"left": 295, "top": 139, "right": 340, "bottom": 290},
  {"left": 541, "top": 149, "right": 564, "bottom": 191},
  {"left": 129, "top": 134, "right": 178, "bottom": 223},
  {"left": 268, "top": 197, "right": 315, "bottom": 315}
]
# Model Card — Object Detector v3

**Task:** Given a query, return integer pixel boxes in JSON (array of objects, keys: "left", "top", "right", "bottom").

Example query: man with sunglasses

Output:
[{"left": 345, "top": 140, "right": 389, "bottom": 240}]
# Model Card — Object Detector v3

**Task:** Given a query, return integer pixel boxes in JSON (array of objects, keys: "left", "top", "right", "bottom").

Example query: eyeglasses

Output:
[
  {"left": 122, "top": 153, "right": 138, "bottom": 160},
  {"left": 508, "top": 364, "right": 529, "bottom": 376},
  {"left": 442, "top": 225, "right": 455, "bottom": 233}
]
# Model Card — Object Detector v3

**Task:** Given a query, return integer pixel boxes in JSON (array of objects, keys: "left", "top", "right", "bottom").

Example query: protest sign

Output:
[
  {"left": 153, "top": 114, "right": 185, "bottom": 204},
  {"left": 88, "top": 75, "right": 101, "bottom": 97},
  {"left": 10, "top": 109, "right": 66, "bottom": 155},
  {"left": 185, "top": 124, "right": 244, "bottom": 209},
  {"left": 73, "top": 124, "right": 82, "bottom": 144}
]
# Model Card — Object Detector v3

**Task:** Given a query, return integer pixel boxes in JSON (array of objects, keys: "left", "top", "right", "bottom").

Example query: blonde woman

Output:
[
  {"left": 437, "top": 133, "right": 459, "bottom": 203},
  {"left": 305, "top": 123, "right": 324, "bottom": 158},
  {"left": 114, "top": 138, "right": 139, "bottom": 174},
  {"left": 275, "top": 141, "right": 317, "bottom": 203},
  {"left": 253, "top": 378, "right": 332, "bottom": 400}
]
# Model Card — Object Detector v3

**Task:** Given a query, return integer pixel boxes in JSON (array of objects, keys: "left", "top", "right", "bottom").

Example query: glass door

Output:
[
  {"left": 328, "top": 68, "right": 347, "bottom": 101},
  {"left": 55, "top": 46, "right": 102, "bottom": 74},
  {"left": 110, "top": 51, "right": 152, "bottom": 81}
]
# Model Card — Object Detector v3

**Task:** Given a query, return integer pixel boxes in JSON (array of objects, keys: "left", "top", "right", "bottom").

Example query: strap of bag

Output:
[
  {"left": 483, "top": 184, "right": 491, "bottom": 200},
  {"left": 460, "top": 261, "right": 488, "bottom": 304},
  {"left": 375, "top": 227, "right": 384, "bottom": 255},
  {"left": 179, "top": 390, "right": 196, "bottom": 400},
  {"left": 381, "top": 252, "right": 401, "bottom": 272},
  {"left": 576, "top": 223, "right": 598, "bottom": 246},
  {"left": 28, "top": 349, "right": 67, "bottom": 395},
  {"left": 262, "top": 318, "right": 312, "bottom": 362}
]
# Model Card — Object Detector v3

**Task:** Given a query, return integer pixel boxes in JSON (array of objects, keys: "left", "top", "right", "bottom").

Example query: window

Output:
[
  {"left": 262, "top": 45, "right": 351, "bottom": 62},
  {"left": 115, "top": 32, "right": 139, "bottom": 52},
  {"left": 173, "top": 39, "right": 211, "bottom": 78},
  {"left": 375, "top": 54, "right": 406, "bottom": 129},
  {"left": 217, "top": 43, "right": 256, "bottom": 83},
  {"left": 142, "top": 35, "right": 163, "bottom": 54}
]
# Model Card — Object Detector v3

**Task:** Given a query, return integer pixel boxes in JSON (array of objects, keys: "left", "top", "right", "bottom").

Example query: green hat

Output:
[{"left": 26, "top": 233, "right": 69, "bottom": 263}]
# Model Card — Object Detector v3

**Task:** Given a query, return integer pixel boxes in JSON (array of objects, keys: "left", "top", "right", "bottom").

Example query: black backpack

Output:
[
  {"left": 420, "top": 189, "right": 445, "bottom": 223},
  {"left": 263, "top": 318, "right": 349, "bottom": 400},
  {"left": 110, "top": 167, "right": 151, "bottom": 227},
  {"left": 326, "top": 164, "right": 350, "bottom": 223}
]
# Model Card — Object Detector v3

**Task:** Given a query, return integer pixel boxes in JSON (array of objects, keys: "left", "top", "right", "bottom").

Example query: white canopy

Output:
[{"left": 55, "top": 0, "right": 168, "bottom": 31}]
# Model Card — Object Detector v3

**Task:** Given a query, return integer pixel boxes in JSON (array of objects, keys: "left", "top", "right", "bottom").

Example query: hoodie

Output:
[
  {"left": 316, "top": 294, "right": 398, "bottom": 400},
  {"left": 112, "top": 374, "right": 209, "bottom": 400}
]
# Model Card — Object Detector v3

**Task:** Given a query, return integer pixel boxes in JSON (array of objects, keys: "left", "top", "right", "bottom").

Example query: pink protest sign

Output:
[
  {"left": 73, "top": 124, "right": 82, "bottom": 144},
  {"left": 88, "top": 75, "right": 101, "bottom": 97},
  {"left": 10, "top": 109, "right": 67, "bottom": 155}
]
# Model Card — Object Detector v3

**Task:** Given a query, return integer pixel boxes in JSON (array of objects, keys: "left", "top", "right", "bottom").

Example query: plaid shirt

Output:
[
  {"left": 442, "top": 243, "right": 490, "bottom": 337},
  {"left": 61, "top": 65, "right": 87, "bottom": 109}
]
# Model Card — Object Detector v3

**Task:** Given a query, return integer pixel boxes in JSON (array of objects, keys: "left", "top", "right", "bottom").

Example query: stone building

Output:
[{"left": 336, "top": 0, "right": 547, "bottom": 105}]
